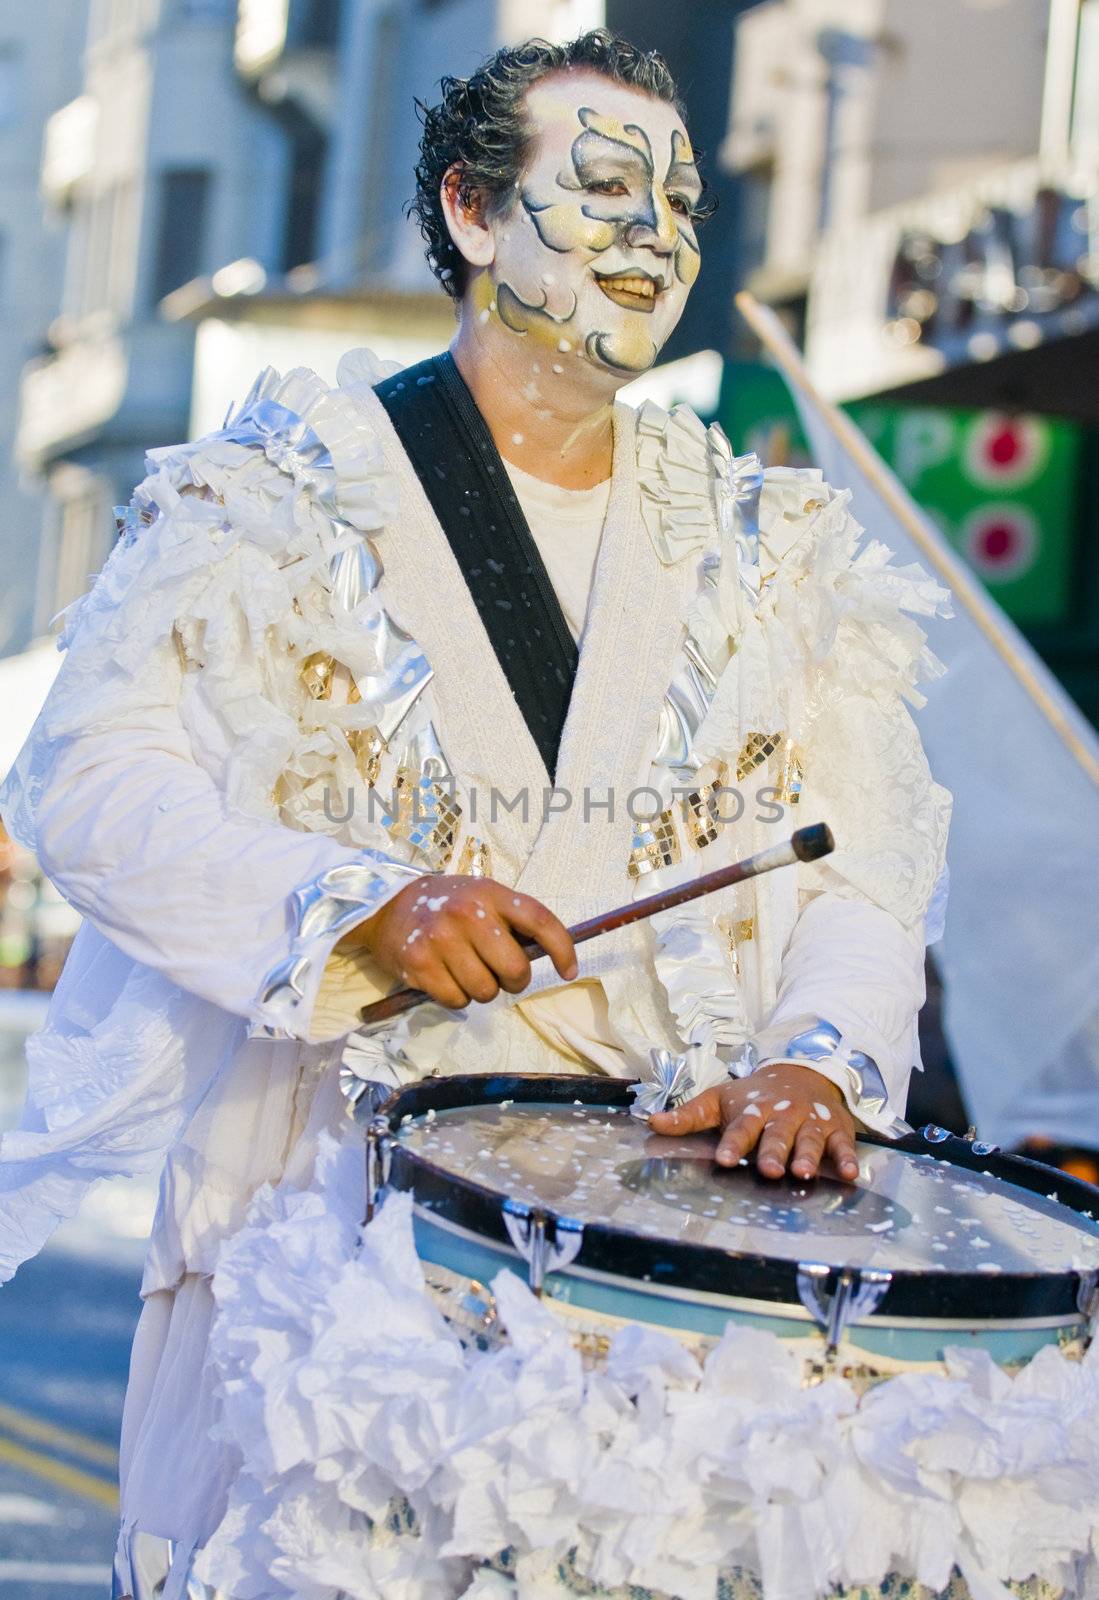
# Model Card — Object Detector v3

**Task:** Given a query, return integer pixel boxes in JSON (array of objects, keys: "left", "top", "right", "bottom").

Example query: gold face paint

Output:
[{"left": 481, "top": 74, "right": 704, "bottom": 377}]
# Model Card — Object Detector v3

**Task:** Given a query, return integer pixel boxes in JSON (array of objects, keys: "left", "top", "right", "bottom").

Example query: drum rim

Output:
[{"left": 376, "top": 1072, "right": 1099, "bottom": 1325}]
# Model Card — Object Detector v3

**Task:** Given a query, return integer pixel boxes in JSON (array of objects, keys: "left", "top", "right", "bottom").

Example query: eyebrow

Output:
[{"left": 665, "top": 158, "right": 703, "bottom": 199}]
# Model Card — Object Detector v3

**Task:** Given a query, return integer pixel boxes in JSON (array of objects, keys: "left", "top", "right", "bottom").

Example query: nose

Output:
[{"left": 624, "top": 183, "right": 679, "bottom": 256}]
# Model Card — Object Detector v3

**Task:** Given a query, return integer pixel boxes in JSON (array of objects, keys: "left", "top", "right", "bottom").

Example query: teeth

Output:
[{"left": 603, "top": 276, "right": 657, "bottom": 298}]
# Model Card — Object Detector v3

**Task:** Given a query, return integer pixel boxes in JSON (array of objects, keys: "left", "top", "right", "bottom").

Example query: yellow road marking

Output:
[
  {"left": 0, "top": 1401, "right": 118, "bottom": 1469},
  {"left": 0, "top": 1435, "right": 119, "bottom": 1510}
]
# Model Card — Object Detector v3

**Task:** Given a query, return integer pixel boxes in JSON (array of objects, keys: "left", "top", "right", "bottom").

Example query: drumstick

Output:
[{"left": 357, "top": 822, "right": 834, "bottom": 1028}]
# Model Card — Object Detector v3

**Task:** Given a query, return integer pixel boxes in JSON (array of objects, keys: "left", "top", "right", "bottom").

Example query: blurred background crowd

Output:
[{"left": 1, "top": 0, "right": 1098, "bottom": 1107}]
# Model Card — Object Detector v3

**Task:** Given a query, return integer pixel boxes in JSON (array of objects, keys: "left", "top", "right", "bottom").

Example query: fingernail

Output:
[{"left": 565, "top": 961, "right": 578, "bottom": 980}]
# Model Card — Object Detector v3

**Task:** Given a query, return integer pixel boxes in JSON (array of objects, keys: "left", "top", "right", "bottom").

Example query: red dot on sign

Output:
[
  {"left": 978, "top": 521, "right": 1015, "bottom": 561},
  {"left": 985, "top": 425, "right": 1022, "bottom": 468}
]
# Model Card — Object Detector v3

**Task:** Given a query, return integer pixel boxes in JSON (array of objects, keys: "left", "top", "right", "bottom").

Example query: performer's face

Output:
[{"left": 468, "top": 71, "right": 703, "bottom": 380}]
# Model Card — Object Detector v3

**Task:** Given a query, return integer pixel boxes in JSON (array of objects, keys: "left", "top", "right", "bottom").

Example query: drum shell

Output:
[{"left": 376, "top": 1073, "right": 1099, "bottom": 1371}]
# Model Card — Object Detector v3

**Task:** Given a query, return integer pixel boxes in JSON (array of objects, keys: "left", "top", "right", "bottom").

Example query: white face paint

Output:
[{"left": 474, "top": 71, "right": 703, "bottom": 378}]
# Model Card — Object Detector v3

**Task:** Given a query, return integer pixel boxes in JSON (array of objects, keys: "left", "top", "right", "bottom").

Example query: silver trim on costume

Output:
[
  {"left": 729, "top": 1017, "right": 908, "bottom": 1137},
  {"left": 628, "top": 1046, "right": 698, "bottom": 1119},
  {"left": 250, "top": 852, "right": 422, "bottom": 1040}
]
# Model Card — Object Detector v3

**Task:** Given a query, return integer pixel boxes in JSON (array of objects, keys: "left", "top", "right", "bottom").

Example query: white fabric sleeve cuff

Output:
[
  {"left": 248, "top": 852, "right": 424, "bottom": 1043},
  {"left": 732, "top": 893, "right": 927, "bottom": 1137}
]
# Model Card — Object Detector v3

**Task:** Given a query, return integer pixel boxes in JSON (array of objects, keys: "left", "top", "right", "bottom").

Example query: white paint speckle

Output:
[
  {"left": 541, "top": 272, "right": 555, "bottom": 285},
  {"left": 743, "top": 1104, "right": 763, "bottom": 1120},
  {"left": 746, "top": 1089, "right": 761, "bottom": 1100},
  {"left": 404, "top": 928, "right": 422, "bottom": 946},
  {"left": 812, "top": 1102, "right": 832, "bottom": 1122},
  {"left": 414, "top": 895, "right": 429, "bottom": 907},
  {"left": 479, "top": 308, "right": 491, "bottom": 323},
  {"left": 512, "top": 432, "right": 524, "bottom": 445},
  {"left": 426, "top": 894, "right": 449, "bottom": 912},
  {"left": 866, "top": 1219, "right": 894, "bottom": 1233},
  {"left": 493, "top": 927, "right": 502, "bottom": 936},
  {"left": 531, "top": 362, "right": 541, "bottom": 374},
  {"left": 513, "top": 897, "right": 522, "bottom": 906},
  {"left": 772, "top": 1099, "right": 791, "bottom": 1112},
  {"left": 476, "top": 907, "right": 486, "bottom": 918},
  {"left": 552, "top": 362, "right": 564, "bottom": 374},
  {"left": 557, "top": 338, "right": 572, "bottom": 352}
]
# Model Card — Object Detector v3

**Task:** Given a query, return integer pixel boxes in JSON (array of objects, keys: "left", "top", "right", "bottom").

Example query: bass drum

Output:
[{"left": 371, "top": 1072, "right": 1099, "bottom": 1377}]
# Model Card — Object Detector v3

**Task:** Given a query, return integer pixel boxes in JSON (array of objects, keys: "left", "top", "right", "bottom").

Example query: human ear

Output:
[{"left": 439, "top": 163, "right": 496, "bottom": 270}]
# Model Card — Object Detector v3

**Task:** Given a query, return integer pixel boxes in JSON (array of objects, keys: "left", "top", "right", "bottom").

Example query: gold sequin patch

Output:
[
  {"left": 627, "top": 809, "right": 681, "bottom": 879},
  {"left": 301, "top": 651, "right": 337, "bottom": 701},
  {"left": 735, "top": 730, "right": 783, "bottom": 782},
  {"left": 388, "top": 766, "right": 462, "bottom": 872},
  {"left": 683, "top": 759, "right": 730, "bottom": 851},
  {"left": 778, "top": 738, "right": 805, "bottom": 806},
  {"left": 716, "top": 913, "right": 755, "bottom": 977},
  {"left": 455, "top": 836, "right": 492, "bottom": 878},
  {"left": 346, "top": 725, "right": 386, "bottom": 787}
]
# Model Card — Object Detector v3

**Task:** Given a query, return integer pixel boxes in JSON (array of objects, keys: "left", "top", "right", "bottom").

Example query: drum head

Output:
[{"left": 380, "top": 1074, "right": 1099, "bottom": 1325}]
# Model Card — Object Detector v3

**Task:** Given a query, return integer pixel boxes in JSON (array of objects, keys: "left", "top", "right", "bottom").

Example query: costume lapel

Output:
[
  {"left": 348, "top": 387, "right": 689, "bottom": 915},
  {"left": 374, "top": 355, "right": 579, "bottom": 782},
  {"left": 513, "top": 402, "right": 690, "bottom": 927},
  {"left": 348, "top": 385, "right": 547, "bottom": 880}
]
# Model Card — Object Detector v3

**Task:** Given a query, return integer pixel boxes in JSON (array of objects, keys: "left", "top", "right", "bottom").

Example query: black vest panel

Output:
[{"left": 374, "top": 352, "right": 579, "bottom": 782}]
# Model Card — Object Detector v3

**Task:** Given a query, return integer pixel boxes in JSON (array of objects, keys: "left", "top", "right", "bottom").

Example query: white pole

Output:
[
  {"left": 1041, "top": 0, "right": 1081, "bottom": 163},
  {"left": 735, "top": 289, "right": 1099, "bottom": 788}
]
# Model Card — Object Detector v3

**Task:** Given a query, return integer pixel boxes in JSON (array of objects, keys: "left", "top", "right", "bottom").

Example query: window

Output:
[
  {"left": 151, "top": 168, "right": 212, "bottom": 304},
  {"left": 64, "top": 178, "right": 141, "bottom": 321},
  {"left": 40, "top": 473, "right": 113, "bottom": 626}
]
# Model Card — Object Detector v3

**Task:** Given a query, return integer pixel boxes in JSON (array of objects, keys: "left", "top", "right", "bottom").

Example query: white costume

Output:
[{"left": 0, "top": 349, "right": 964, "bottom": 1598}]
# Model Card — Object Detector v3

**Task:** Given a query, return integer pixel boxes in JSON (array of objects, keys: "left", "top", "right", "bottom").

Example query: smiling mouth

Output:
[{"left": 594, "top": 272, "right": 663, "bottom": 313}]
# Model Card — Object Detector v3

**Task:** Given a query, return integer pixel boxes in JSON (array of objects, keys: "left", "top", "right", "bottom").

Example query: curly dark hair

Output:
[{"left": 409, "top": 29, "right": 711, "bottom": 299}]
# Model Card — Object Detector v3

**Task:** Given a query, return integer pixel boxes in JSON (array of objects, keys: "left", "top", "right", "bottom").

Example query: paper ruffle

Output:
[{"left": 195, "top": 1133, "right": 1099, "bottom": 1600}]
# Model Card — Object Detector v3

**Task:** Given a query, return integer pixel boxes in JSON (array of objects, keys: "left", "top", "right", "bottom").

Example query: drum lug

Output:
[
  {"left": 962, "top": 1127, "right": 1001, "bottom": 1156},
  {"left": 364, "top": 1115, "right": 392, "bottom": 1225},
  {"left": 1077, "top": 1269, "right": 1099, "bottom": 1341},
  {"left": 796, "top": 1262, "right": 894, "bottom": 1356},
  {"left": 502, "top": 1201, "right": 584, "bottom": 1296}
]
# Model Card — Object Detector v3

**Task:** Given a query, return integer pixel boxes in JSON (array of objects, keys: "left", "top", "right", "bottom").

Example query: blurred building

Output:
[
  {"left": 721, "top": 0, "right": 1099, "bottom": 724},
  {"left": 0, "top": 0, "right": 87, "bottom": 660},
  {"left": 15, "top": 0, "right": 298, "bottom": 637}
]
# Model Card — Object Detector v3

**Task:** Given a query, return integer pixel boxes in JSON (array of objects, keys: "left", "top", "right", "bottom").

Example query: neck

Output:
[{"left": 450, "top": 309, "right": 617, "bottom": 490}]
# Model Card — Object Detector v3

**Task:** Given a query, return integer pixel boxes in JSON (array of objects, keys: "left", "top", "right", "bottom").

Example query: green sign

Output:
[{"left": 717, "top": 362, "right": 1080, "bottom": 627}]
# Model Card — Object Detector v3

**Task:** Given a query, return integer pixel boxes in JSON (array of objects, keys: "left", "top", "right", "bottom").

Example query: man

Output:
[{"left": 0, "top": 29, "right": 949, "bottom": 1598}]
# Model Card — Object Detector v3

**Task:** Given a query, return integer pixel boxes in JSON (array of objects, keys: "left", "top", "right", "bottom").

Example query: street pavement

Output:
[{"left": 0, "top": 996, "right": 154, "bottom": 1597}]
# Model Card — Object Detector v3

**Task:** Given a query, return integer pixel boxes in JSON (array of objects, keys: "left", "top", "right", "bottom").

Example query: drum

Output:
[{"left": 364, "top": 1072, "right": 1099, "bottom": 1375}]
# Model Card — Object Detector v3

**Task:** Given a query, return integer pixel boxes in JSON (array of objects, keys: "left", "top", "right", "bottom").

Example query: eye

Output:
[
  {"left": 668, "top": 194, "right": 692, "bottom": 217},
  {"left": 586, "top": 177, "right": 629, "bottom": 197}
]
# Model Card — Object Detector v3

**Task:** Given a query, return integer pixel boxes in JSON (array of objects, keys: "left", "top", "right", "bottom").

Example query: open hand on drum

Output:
[
  {"left": 344, "top": 875, "right": 578, "bottom": 1010},
  {"left": 649, "top": 1064, "right": 860, "bottom": 1183}
]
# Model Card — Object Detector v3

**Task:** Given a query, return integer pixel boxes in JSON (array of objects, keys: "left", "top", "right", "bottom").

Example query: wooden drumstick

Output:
[{"left": 357, "top": 823, "right": 834, "bottom": 1028}]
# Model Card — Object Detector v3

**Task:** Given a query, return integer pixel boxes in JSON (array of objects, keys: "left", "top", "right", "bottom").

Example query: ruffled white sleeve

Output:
[
  {"left": 29, "top": 694, "right": 419, "bottom": 1043},
  {"left": 0, "top": 360, "right": 427, "bottom": 1045},
  {"left": 749, "top": 894, "right": 927, "bottom": 1135},
  {"left": 740, "top": 474, "right": 951, "bottom": 1134}
]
